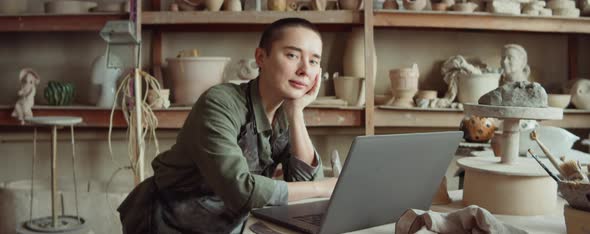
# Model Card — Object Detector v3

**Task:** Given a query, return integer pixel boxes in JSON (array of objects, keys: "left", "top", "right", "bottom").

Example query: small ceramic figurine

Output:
[
  {"left": 237, "top": 59, "right": 259, "bottom": 80},
  {"left": 12, "top": 68, "right": 41, "bottom": 125},
  {"left": 500, "top": 44, "right": 530, "bottom": 86}
]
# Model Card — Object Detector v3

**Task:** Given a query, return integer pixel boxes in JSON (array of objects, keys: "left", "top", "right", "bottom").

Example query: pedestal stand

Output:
[
  {"left": 458, "top": 104, "right": 563, "bottom": 215},
  {"left": 23, "top": 116, "right": 86, "bottom": 233}
]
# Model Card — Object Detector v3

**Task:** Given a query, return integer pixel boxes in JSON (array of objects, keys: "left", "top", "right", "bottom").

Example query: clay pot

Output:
[
  {"left": 457, "top": 73, "right": 500, "bottom": 104},
  {"left": 176, "top": 0, "right": 201, "bottom": 10},
  {"left": 339, "top": 0, "right": 363, "bottom": 10},
  {"left": 452, "top": 2, "right": 477, "bottom": 12},
  {"left": 311, "top": 0, "right": 327, "bottom": 10},
  {"left": 343, "top": 27, "right": 377, "bottom": 78},
  {"left": 431, "top": 2, "right": 448, "bottom": 11},
  {"left": 268, "top": 0, "right": 287, "bottom": 10},
  {"left": 333, "top": 76, "right": 366, "bottom": 106},
  {"left": 224, "top": 0, "right": 243, "bottom": 11},
  {"left": 0, "top": 0, "right": 27, "bottom": 14},
  {"left": 44, "top": 0, "right": 97, "bottom": 14},
  {"left": 571, "top": 79, "right": 590, "bottom": 109},
  {"left": 166, "top": 57, "right": 230, "bottom": 105},
  {"left": 389, "top": 64, "right": 419, "bottom": 108},
  {"left": 383, "top": 0, "right": 398, "bottom": 9},
  {"left": 205, "top": 0, "right": 224, "bottom": 10},
  {"left": 403, "top": 0, "right": 427, "bottom": 10},
  {"left": 170, "top": 3, "right": 180, "bottom": 11},
  {"left": 558, "top": 181, "right": 590, "bottom": 212},
  {"left": 459, "top": 115, "right": 496, "bottom": 143}
]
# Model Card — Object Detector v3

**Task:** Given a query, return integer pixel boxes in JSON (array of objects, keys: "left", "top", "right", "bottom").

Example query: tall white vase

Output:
[
  {"left": 90, "top": 54, "right": 123, "bottom": 108},
  {"left": 342, "top": 27, "right": 377, "bottom": 78}
]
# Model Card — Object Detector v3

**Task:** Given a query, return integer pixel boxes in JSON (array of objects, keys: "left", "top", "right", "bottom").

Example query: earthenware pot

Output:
[
  {"left": 403, "top": 0, "right": 426, "bottom": 10},
  {"left": 457, "top": 73, "right": 500, "bottom": 104},
  {"left": 389, "top": 64, "right": 419, "bottom": 107}
]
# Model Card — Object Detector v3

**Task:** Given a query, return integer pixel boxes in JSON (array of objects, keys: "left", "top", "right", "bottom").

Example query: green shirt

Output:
[{"left": 152, "top": 79, "right": 323, "bottom": 216}]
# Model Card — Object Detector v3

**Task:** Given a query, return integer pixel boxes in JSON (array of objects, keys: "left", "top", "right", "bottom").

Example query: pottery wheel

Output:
[
  {"left": 457, "top": 157, "right": 548, "bottom": 176},
  {"left": 458, "top": 104, "right": 563, "bottom": 215},
  {"left": 463, "top": 104, "right": 563, "bottom": 120}
]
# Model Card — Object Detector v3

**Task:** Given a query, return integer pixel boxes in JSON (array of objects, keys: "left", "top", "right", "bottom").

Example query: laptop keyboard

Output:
[{"left": 293, "top": 214, "right": 324, "bottom": 226}]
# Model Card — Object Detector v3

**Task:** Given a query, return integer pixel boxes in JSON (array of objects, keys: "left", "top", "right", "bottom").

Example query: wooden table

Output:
[{"left": 244, "top": 190, "right": 567, "bottom": 234}]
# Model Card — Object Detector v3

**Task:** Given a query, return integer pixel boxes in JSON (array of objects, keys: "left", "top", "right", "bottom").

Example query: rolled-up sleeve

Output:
[
  {"left": 282, "top": 149, "right": 324, "bottom": 182},
  {"left": 180, "top": 88, "right": 278, "bottom": 215}
]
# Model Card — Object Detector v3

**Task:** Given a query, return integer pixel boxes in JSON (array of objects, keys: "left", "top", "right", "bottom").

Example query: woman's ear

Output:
[{"left": 255, "top": 47, "right": 265, "bottom": 69}]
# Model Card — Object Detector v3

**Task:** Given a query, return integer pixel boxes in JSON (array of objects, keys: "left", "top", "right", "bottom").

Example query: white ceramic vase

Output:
[{"left": 91, "top": 54, "right": 123, "bottom": 108}]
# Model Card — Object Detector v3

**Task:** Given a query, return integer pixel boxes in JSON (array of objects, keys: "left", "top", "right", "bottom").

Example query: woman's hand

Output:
[{"left": 284, "top": 69, "right": 322, "bottom": 116}]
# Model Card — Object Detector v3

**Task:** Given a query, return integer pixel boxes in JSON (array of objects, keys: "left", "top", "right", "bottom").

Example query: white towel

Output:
[{"left": 395, "top": 205, "right": 528, "bottom": 234}]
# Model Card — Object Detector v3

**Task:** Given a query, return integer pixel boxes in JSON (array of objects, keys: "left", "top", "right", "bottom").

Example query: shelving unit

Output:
[
  {"left": 373, "top": 11, "right": 590, "bottom": 34},
  {"left": 0, "top": 13, "right": 128, "bottom": 31},
  {"left": 366, "top": 9, "right": 588, "bottom": 135},
  {"left": 0, "top": 106, "right": 363, "bottom": 128},
  {"left": 1, "top": 4, "right": 589, "bottom": 134},
  {"left": 142, "top": 10, "right": 363, "bottom": 25}
]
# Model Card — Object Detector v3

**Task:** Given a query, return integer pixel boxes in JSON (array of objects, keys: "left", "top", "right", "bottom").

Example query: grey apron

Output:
[{"left": 118, "top": 83, "right": 289, "bottom": 234}]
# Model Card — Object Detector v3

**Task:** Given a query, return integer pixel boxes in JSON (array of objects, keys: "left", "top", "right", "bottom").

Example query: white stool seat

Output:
[{"left": 25, "top": 116, "right": 83, "bottom": 126}]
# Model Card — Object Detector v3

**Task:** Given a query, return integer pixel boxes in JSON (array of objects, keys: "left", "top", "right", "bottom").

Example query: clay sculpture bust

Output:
[
  {"left": 478, "top": 81, "right": 548, "bottom": 107},
  {"left": 11, "top": 68, "right": 41, "bottom": 124},
  {"left": 500, "top": 44, "right": 531, "bottom": 86}
]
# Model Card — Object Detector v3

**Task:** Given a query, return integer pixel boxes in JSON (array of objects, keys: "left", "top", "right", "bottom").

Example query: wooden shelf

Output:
[
  {"left": 0, "top": 13, "right": 129, "bottom": 32},
  {"left": 374, "top": 10, "right": 590, "bottom": 34},
  {"left": 0, "top": 105, "right": 363, "bottom": 129},
  {"left": 375, "top": 106, "right": 590, "bottom": 129},
  {"left": 141, "top": 10, "right": 362, "bottom": 29}
]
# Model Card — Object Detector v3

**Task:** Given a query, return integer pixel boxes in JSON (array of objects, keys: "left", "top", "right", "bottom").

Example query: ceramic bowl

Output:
[
  {"left": 44, "top": 0, "right": 98, "bottom": 14},
  {"left": 547, "top": 94, "right": 571, "bottom": 108}
]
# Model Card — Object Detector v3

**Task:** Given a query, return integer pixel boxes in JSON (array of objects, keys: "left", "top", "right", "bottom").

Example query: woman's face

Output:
[
  {"left": 501, "top": 48, "right": 525, "bottom": 74},
  {"left": 256, "top": 27, "right": 322, "bottom": 100}
]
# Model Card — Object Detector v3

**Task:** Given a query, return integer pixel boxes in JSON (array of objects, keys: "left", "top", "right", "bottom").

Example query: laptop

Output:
[{"left": 250, "top": 131, "right": 463, "bottom": 234}]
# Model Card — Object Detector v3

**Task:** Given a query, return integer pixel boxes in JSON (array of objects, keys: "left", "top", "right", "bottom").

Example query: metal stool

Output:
[{"left": 22, "top": 116, "right": 86, "bottom": 233}]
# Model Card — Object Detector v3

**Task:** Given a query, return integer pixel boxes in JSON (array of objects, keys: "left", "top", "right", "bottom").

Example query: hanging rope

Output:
[{"left": 107, "top": 69, "right": 161, "bottom": 179}]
